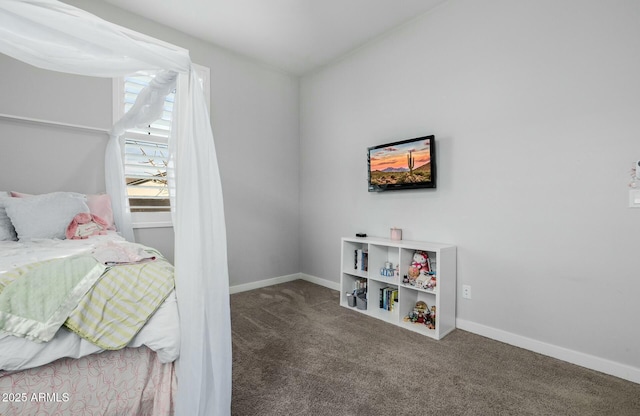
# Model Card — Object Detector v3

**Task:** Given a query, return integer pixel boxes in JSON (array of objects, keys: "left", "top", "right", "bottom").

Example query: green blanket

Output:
[{"left": 0, "top": 246, "right": 174, "bottom": 349}]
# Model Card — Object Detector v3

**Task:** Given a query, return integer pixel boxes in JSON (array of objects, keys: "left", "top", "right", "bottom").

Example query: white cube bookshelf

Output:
[{"left": 340, "top": 236, "right": 457, "bottom": 340}]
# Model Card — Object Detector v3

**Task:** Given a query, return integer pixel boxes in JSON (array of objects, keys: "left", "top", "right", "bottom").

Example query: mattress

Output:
[{"left": 0, "top": 232, "right": 180, "bottom": 372}]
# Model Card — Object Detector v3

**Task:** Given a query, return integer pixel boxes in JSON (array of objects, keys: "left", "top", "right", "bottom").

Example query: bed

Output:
[
  {"left": 0, "top": 191, "right": 179, "bottom": 415},
  {"left": 0, "top": 2, "right": 233, "bottom": 414}
]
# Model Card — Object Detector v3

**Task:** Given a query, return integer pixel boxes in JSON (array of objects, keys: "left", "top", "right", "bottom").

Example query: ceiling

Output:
[{"left": 101, "top": 0, "right": 446, "bottom": 75}]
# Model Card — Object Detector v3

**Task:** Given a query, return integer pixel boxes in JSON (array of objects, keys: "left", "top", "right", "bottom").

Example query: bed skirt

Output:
[{"left": 0, "top": 346, "right": 175, "bottom": 416}]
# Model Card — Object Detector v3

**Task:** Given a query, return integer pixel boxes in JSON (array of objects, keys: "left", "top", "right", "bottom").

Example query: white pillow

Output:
[
  {"left": 3, "top": 192, "right": 90, "bottom": 240},
  {"left": 0, "top": 192, "right": 17, "bottom": 241}
]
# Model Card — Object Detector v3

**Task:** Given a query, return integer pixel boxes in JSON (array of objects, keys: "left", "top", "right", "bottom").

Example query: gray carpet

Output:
[{"left": 231, "top": 280, "right": 640, "bottom": 416}]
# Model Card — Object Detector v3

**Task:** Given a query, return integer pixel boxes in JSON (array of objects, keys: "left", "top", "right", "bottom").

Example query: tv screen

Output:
[{"left": 368, "top": 135, "right": 436, "bottom": 192}]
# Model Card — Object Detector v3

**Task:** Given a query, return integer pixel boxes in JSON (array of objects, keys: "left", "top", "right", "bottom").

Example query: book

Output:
[
  {"left": 379, "top": 287, "right": 398, "bottom": 311},
  {"left": 354, "top": 278, "right": 367, "bottom": 292}
]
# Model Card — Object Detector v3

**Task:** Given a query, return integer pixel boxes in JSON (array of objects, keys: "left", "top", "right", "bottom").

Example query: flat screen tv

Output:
[{"left": 368, "top": 135, "right": 436, "bottom": 192}]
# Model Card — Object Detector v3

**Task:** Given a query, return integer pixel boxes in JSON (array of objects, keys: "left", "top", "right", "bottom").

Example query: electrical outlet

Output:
[
  {"left": 630, "top": 190, "right": 640, "bottom": 208},
  {"left": 462, "top": 285, "right": 472, "bottom": 299}
]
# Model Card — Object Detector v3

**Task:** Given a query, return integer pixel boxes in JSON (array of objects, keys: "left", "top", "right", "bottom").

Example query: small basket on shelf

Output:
[{"left": 356, "top": 295, "right": 367, "bottom": 310}]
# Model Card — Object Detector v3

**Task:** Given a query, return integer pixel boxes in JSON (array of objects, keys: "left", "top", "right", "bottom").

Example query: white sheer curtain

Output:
[
  {"left": 0, "top": 1, "right": 231, "bottom": 415},
  {"left": 105, "top": 135, "right": 135, "bottom": 242},
  {"left": 110, "top": 70, "right": 179, "bottom": 243}
]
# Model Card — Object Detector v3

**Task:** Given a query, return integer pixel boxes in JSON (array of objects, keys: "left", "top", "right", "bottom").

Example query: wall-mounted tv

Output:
[{"left": 368, "top": 135, "right": 436, "bottom": 192}]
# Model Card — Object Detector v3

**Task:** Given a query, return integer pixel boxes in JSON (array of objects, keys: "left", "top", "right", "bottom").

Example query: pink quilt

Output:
[{"left": 0, "top": 347, "right": 175, "bottom": 416}]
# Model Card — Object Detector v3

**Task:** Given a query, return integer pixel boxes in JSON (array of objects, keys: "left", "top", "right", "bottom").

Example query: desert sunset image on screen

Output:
[{"left": 370, "top": 138, "right": 432, "bottom": 186}]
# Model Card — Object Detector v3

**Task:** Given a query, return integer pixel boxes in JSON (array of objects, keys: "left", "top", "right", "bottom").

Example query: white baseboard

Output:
[
  {"left": 457, "top": 318, "right": 640, "bottom": 385},
  {"left": 229, "top": 273, "right": 302, "bottom": 294},
  {"left": 229, "top": 273, "right": 339, "bottom": 294},
  {"left": 299, "top": 273, "right": 340, "bottom": 291}
]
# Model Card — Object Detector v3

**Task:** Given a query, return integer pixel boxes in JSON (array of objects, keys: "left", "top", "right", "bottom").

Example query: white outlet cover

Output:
[{"left": 462, "top": 285, "right": 471, "bottom": 299}]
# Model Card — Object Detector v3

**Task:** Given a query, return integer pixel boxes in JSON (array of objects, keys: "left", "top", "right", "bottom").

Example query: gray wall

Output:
[
  {"left": 0, "top": 59, "right": 111, "bottom": 195},
  {"left": 0, "top": 0, "right": 300, "bottom": 282},
  {"left": 300, "top": 0, "right": 640, "bottom": 372}
]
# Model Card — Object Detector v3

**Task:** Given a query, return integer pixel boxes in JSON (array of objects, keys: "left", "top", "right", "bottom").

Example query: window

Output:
[
  {"left": 113, "top": 64, "right": 210, "bottom": 228},
  {"left": 122, "top": 75, "right": 173, "bottom": 214},
  {"left": 124, "top": 137, "right": 170, "bottom": 213}
]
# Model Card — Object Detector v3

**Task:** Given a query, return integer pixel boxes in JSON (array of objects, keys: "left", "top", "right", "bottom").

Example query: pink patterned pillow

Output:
[{"left": 86, "top": 194, "right": 116, "bottom": 231}]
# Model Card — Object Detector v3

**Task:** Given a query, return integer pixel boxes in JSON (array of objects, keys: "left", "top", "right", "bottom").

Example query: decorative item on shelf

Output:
[
  {"left": 426, "top": 275, "right": 437, "bottom": 290},
  {"left": 403, "top": 300, "right": 433, "bottom": 325},
  {"left": 427, "top": 306, "right": 436, "bottom": 330},
  {"left": 411, "top": 251, "right": 430, "bottom": 275},
  {"left": 380, "top": 267, "right": 395, "bottom": 277},
  {"left": 354, "top": 249, "right": 369, "bottom": 272},
  {"left": 356, "top": 293, "right": 367, "bottom": 310},
  {"left": 407, "top": 267, "right": 419, "bottom": 285},
  {"left": 390, "top": 227, "right": 402, "bottom": 241},
  {"left": 356, "top": 233, "right": 367, "bottom": 238},
  {"left": 415, "top": 274, "right": 428, "bottom": 289},
  {"left": 408, "top": 250, "right": 430, "bottom": 286},
  {"left": 414, "top": 301, "right": 428, "bottom": 314},
  {"left": 380, "top": 261, "right": 395, "bottom": 277},
  {"left": 353, "top": 278, "right": 367, "bottom": 292},
  {"left": 402, "top": 274, "right": 409, "bottom": 284},
  {"left": 346, "top": 293, "right": 357, "bottom": 307}
]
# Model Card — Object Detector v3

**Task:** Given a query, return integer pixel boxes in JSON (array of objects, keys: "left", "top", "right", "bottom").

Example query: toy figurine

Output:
[
  {"left": 427, "top": 305, "right": 436, "bottom": 329},
  {"left": 415, "top": 274, "right": 428, "bottom": 289},
  {"left": 404, "top": 310, "right": 419, "bottom": 323},
  {"left": 414, "top": 301, "right": 428, "bottom": 313},
  {"left": 404, "top": 300, "right": 430, "bottom": 325},
  {"left": 407, "top": 265, "right": 420, "bottom": 283},
  {"left": 411, "top": 251, "right": 429, "bottom": 275},
  {"left": 426, "top": 275, "right": 437, "bottom": 290}
]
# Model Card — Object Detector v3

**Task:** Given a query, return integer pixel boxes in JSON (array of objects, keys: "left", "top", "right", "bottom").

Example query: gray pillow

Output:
[
  {"left": 4, "top": 192, "right": 89, "bottom": 240},
  {"left": 0, "top": 192, "right": 17, "bottom": 241}
]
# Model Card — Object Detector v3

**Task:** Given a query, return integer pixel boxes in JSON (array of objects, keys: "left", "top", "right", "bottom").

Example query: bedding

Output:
[
  {"left": 0, "top": 232, "right": 179, "bottom": 372},
  {"left": 0, "top": 253, "right": 108, "bottom": 342},
  {"left": 0, "top": 243, "right": 173, "bottom": 347},
  {"left": 0, "top": 290, "right": 179, "bottom": 371},
  {"left": 0, "top": 189, "right": 179, "bottom": 415},
  {"left": 0, "top": 346, "right": 176, "bottom": 416},
  {"left": 0, "top": 232, "right": 123, "bottom": 274}
]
